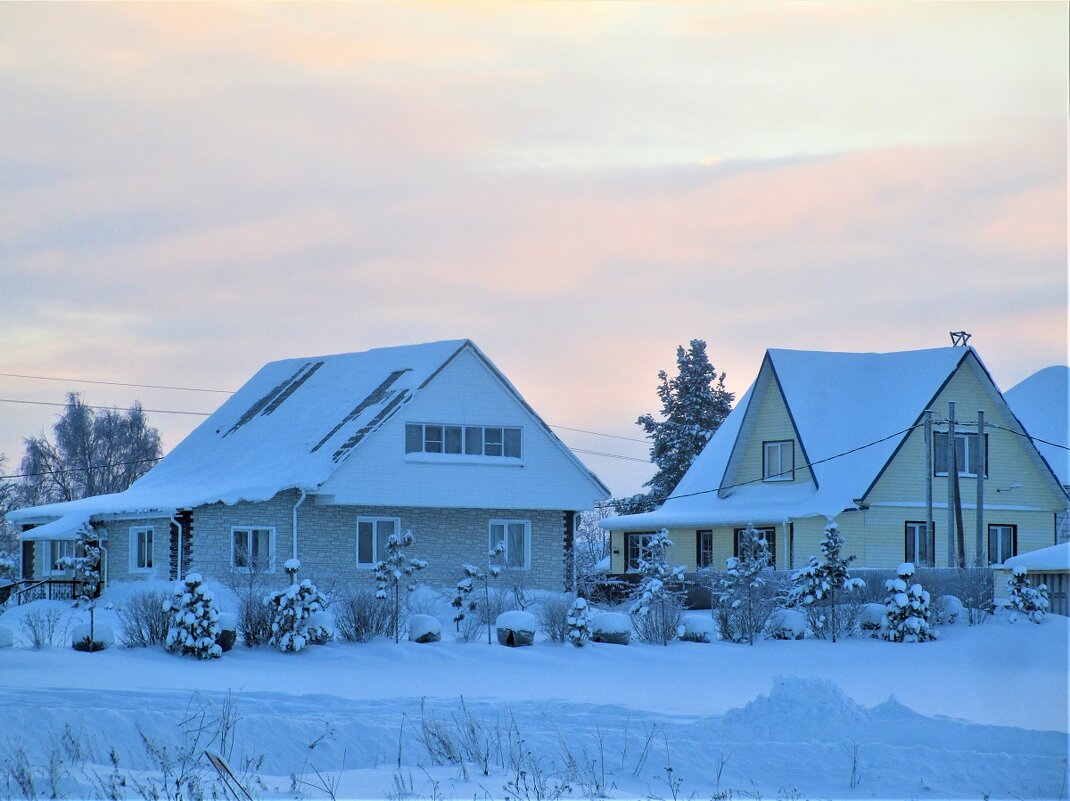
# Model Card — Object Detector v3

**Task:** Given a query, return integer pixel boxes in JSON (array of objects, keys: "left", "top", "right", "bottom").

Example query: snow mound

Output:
[{"left": 722, "top": 677, "right": 869, "bottom": 741}]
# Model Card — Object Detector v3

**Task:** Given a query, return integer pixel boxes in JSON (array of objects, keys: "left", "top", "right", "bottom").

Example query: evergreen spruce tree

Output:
[
  {"left": 1006, "top": 566, "right": 1049, "bottom": 623},
  {"left": 880, "top": 563, "right": 936, "bottom": 643},
  {"left": 616, "top": 340, "right": 733, "bottom": 512},
  {"left": 566, "top": 597, "right": 593, "bottom": 647},
  {"left": 787, "top": 522, "right": 865, "bottom": 642},
  {"left": 717, "top": 525, "right": 773, "bottom": 645},
  {"left": 628, "top": 529, "right": 686, "bottom": 645},
  {"left": 55, "top": 522, "right": 103, "bottom": 600},
  {"left": 164, "top": 574, "right": 222, "bottom": 659},
  {"left": 266, "top": 576, "right": 329, "bottom": 652}
]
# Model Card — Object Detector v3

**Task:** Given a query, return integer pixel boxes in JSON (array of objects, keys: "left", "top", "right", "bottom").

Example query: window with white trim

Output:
[
  {"left": 988, "top": 524, "right": 1016, "bottom": 565},
  {"left": 696, "top": 530, "right": 714, "bottom": 569},
  {"left": 49, "top": 540, "right": 74, "bottom": 574},
  {"left": 733, "top": 526, "right": 776, "bottom": 569},
  {"left": 130, "top": 526, "right": 154, "bottom": 572},
  {"left": 232, "top": 527, "right": 275, "bottom": 572},
  {"left": 490, "top": 520, "right": 530, "bottom": 570},
  {"left": 934, "top": 432, "right": 987, "bottom": 477},
  {"left": 763, "top": 440, "right": 794, "bottom": 482},
  {"left": 406, "top": 423, "right": 522, "bottom": 458},
  {"left": 357, "top": 517, "right": 398, "bottom": 567},
  {"left": 904, "top": 521, "right": 934, "bottom": 566},
  {"left": 624, "top": 531, "right": 656, "bottom": 572}
]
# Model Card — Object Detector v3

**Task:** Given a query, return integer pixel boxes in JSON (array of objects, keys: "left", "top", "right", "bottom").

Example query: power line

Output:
[
  {"left": 0, "top": 398, "right": 212, "bottom": 417},
  {"left": 982, "top": 422, "right": 1070, "bottom": 452},
  {"left": 548, "top": 425, "right": 648, "bottom": 444},
  {"left": 0, "top": 372, "right": 234, "bottom": 394},
  {"left": 569, "top": 448, "right": 651, "bottom": 464},
  {"left": 0, "top": 456, "right": 164, "bottom": 481}
]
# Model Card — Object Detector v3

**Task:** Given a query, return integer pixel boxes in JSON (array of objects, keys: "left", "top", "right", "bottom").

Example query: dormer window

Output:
[
  {"left": 763, "top": 440, "right": 794, "bottom": 482},
  {"left": 406, "top": 423, "right": 522, "bottom": 459}
]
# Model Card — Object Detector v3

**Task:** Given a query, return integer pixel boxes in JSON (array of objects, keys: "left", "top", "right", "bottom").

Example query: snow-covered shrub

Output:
[
  {"left": 860, "top": 603, "right": 886, "bottom": 632},
  {"left": 335, "top": 588, "right": 392, "bottom": 642},
  {"left": 766, "top": 608, "right": 806, "bottom": 640},
  {"left": 409, "top": 614, "right": 441, "bottom": 643},
  {"left": 306, "top": 610, "right": 334, "bottom": 645},
  {"left": 56, "top": 522, "right": 103, "bottom": 600},
  {"left": 72, "top": 621, "right": 113, "bottom": 652},
  {"left": 679, "top": 613, "right": 717, "bottom": 643},
  {"left": 1006, "top": 566, "right": 1049, "bottom": 623},
  {"left": 628, "top": 530, "right": 686, "bottom": 646},
  {"left": 19, "top": 605, "right": 65, "bottom": 648},
  {"left": 536, "top": 592, "right": 572, "bottom": 642},
  {"left": 787, "top": 521, "right": 865, "bottom": 642},
  {"left": 375, "top": 530, "right": 428, "bottom": 643},
  {"left": 590, "top": 611, "right": 631, "bottom": 645},
  {"left": 880, "top": 563, "right": 936, "bottom": 643},
  {"left": 566, "top": 597, "right": 593, "bottom": 647},
  {"left": 452, "top": 544, "right": 505, "bottom": 644},
  {"left": 716, "top": 524, "right": 774, "bottom": 645},
  {"left": 224, "top": 562, "right": 274, "bottom": 647},
  {"left": 934, "top": 594, "right": 965, "bottom": 625},
  {"left": 216, "top": 612, "right": 238, "bottom": 652},
  {"left": 495, "top": 610, "right": 536, "bottom": 647},
  {"left": 117, "top": 588, "right": 171, "bottom": 648},
  {"left": 956, "top": 567, "right": 994, "bottom": 625},
  {"left": 165, "top": 574, "right": 222, "bottom": 659},
  {"left": 266, "top": 578, "right": 329, "bottom": 652}
]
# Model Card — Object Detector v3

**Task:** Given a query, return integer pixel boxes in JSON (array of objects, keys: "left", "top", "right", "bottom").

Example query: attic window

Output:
[
  {"left": 934, "top": 432, "right": 987, "bottom": 478},
  {"left": 405, "top": 423, "right": 522, "bottom": 459},
  {"left": 763, "top": 441, "right": 794, "bottom": 482}
]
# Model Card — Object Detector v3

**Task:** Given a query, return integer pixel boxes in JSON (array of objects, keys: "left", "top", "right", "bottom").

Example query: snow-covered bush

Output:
[
  {"left": 566, "top": 597, "right": 593, "bottom": 647},
  {"left": 536, "top": 592, "right": 572, "bottom": 643},
  {"left": 880, "top": 563, "right": 936, "bottom": 643},
  {"left": 116, "top": 588, "right": 170, "bottom": 648},
  {"left": 495, "top": 610, "right": 536, "bottom": 647},
  {"left": 956, "top": 567, "right": 994, "bottom": 625},
  {"left": 934, "top": 594, "right": 965, "bottom": 625},
  {"left": 72, "top": 621, "right": 113, "bottom": 652},
  {"left": 335, "top": 588, "right": 392, "bottom": 642},
  {"left": 788, "top": 522, "right": 865, "bottom": 642},
  {"left": 224, "top": 561, "right": 274, "bottom": 647},
  {"left": 716, "top": 524, "right": 774, "bottom": 645},
  {"left": 165, "top": 574, "right": 222, "bottom": 659},
  {"left": 19, "top": 605, "right": 65, "bottom": 648},
  {"left": 374, "top": 530, "right": 428, "bottom": 643},
  {"left": 766, "top": 608, "right": 806, "bottom": 640},
  {"left": 266, "top": 578, "right": 329, "bottom": 652},
  {"left": 628, "top": 529, "right": 686, "bottom": 646},
  {"left": 679, "top": 613, "right": 717, "bottom": 643},
  {"left": 452, "top": 543, "right": 505, "bottom": 644},
  {"left": 590, "top": 611, "right": 630, "bottom": 645},
  {"left": 408, "top": 614, "right": 441, "bottom": 643},
  {"left": 1006, "top": 566, "right": 1049, "bottom": 623},
  {"left": 860, "top": 603, "right": 886, "bottom": 632}
]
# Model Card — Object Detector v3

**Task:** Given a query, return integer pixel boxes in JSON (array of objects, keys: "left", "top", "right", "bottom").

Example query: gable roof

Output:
[
  {"left": 609, "top": 346, "right": 1018, "bottom": 530},
  {"left": 1005, "top": 365, "right": 1069, "bottom": 487},
  {"left": 10, "top": 339, "right": 609, "bottom": 534}
]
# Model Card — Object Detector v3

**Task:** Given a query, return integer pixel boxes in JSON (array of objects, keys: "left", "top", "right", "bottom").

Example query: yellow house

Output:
[{"left": 604, "top": 346, "right": 1069, "bottom": 574}]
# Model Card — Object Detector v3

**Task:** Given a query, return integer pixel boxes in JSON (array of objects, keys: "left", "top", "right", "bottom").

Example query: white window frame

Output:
[
  {"left": 625, "top": 531, "right": 657, "bottom": 572},
  {"left": 356, "top": 517, "right": 400, "bottom": 568},
  {"left": 904, "top": 521, "right": 934, "bottom": 567},
  {"left": 406, "top": 422, "right": 523, "bottom": 459},
  {"left": 934, "top": 432, "right": 987, "bottom": 478},
  {"left": 130, "top": 526, "right": 154, "bottom": 573},
  {"left": 988, "top": 524, "right": 1016, "bottom": 565},
  {"left": 763, "top": 440, "right": 794, "bottom": 482},
  {"left": 48, "top": 540, "right": 75, "bottom": 575},
  {"left": 489, "top": 519, "right": 531, "bottom": 571},
  {"left": 231, "top": 526, "right": 276, "bottom": 573}
]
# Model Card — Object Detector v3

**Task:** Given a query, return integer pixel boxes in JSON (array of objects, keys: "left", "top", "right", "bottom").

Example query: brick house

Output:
[{"left": 9, "top": 340, "right": 610, "bottom": 591}]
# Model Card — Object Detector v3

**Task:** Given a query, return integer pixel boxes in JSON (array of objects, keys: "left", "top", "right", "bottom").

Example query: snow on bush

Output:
[
  {"left": 72, "top": 621, "right": 114, "bottom": 652},
  {"left": 496, "top": 610, "right": 536, "bottom": 647},
  {"left": 408, "top": 614, "right": 441, "bottom": 643},
  {"left": 566, "top": 597, "right": 593, "bottom": 647},
  {"left": 590, "top": 612, "right": 631, "bottom": 644},
  {"left": 265, "top": 578, "right": 329, "bottom": 653},
  {"left": 116, "top": 588, "right": 171, "bottom": 648},
  {"left": 880, "top": 563, "right": 936, "bottom": 643},
  {"left": 1006, "top": 566, "right": 1049, "bottom": 624},
  {"left": 335, "top": 588, "right": 392, "bottom": 642},
  {"left": 860, "top": 603, "right": 886, "bottom": 632},
  {"left": 716, "top": 524, "right": 774, "bottom": 645},
  {"left": 164, "top": 574, "right": 222, "bottom": 659},
  {"left": 787, "top": 521, "right": 865, "bottom": 642},
  {"left": 679, "top": 613, "right": 717, "bottom": 643},
  {"left": 628, "top": 529, "right": 685, "bottom": 646},
  {"left": 536, "top": 592, "right": 572, "bottom": 643},
  {"left": 935, "top": 594, "right": 965, "bottom": 625},
  {"left": 766, "top": 608, "right": 806, "bottom": 640}
]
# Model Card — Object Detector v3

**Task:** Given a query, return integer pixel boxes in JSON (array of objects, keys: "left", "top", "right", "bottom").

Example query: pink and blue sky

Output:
[{"left": 1, "top": 3, "right": 1066, "bottom": 496}]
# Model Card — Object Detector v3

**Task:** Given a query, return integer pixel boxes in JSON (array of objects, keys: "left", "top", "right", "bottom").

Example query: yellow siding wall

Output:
[
  {"left": 726, "top": 368, "right": 813, "bottom": 489},
  {"left": 610, "top": 523, "right": 789, "bottom": 573}
]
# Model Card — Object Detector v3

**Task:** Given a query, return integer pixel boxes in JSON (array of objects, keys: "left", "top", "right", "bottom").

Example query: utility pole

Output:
[
  {"left": 947, "top": 402, "right": 956, "bottom": 568},
  {"left": 924, "top": 409, "right": 934, "bottom": 565},
  {"left": 976, "top": 410, "right": 985, "bottom": 567}
]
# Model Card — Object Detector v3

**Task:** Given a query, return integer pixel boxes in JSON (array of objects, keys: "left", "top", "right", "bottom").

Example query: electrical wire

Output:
[
  {"left": 0, "top": 457, "right": 164, "bottom": 481},
  {"left": 0, "top": 372, "right": 233, "bottom": 394},
  {"left": 0, "top": 398, "right": 211, "bottom": 416}
]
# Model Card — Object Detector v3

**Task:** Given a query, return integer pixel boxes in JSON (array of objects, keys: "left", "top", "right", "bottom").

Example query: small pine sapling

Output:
[
  {"left": 452, "top": 542, "right": 504, "bottom": 644},
  {"left": 717, "top": 524, "right": 772, "bottom": 645},
  {"left": 1006, "top": 566, "right": 1049, "bottom": 623},
  {"left": 787, "top": 521, "right": 865, "bottom": 642},
  {"left": 265, "top": 562, "right": 329, "bottom": 652},
  {"left": 628, "top": 529, "right": 686, "bottom": 646},
  {"left": 566, "top": 597, "right": 593, "bottom": 647},
  {"left": 164, "top": 573, "right": 222, "bottom": 659},
  {"left": 880, "top": 563, "right": 936, "bottom": 643},
  {"left": 56, "top": 522, "right": 103, "bottom": 601},
  {"left": 374, "top": 529, "right": 428, "bottom": 643}
]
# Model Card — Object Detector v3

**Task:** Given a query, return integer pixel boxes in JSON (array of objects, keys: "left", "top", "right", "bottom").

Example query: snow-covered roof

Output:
[
  {"left": 10, "top": 339, "right": 600, "bottom": 528},
  {"left": 608, "top": 347, "right": 977, "bottom": 530},
  {"left": 1005, "top": 365, "right": 1069, "bottom": 487},
  {"left": 1002, "top": 541, "right": 1070, "bottom": 572}
]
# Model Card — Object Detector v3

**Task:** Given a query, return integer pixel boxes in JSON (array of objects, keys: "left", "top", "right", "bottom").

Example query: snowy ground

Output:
[{"left": 1, "top": 583, "right": 1067, "bottom": 800}]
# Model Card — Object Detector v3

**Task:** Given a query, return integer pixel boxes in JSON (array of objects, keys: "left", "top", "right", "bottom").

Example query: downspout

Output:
[
  {"left": 782, "top": 518, "right": 790, "bottom": 571},
  {"left": 292, "top": 489, "right": 307, "bottom": 562},
  {"left": 170, "top": 514, "right": 182, "bottom": 579}
]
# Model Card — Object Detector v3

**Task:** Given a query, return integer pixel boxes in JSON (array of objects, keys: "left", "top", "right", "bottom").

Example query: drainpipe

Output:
[
  {"left": 782, "top": 518, "right": 790, "bottom": 571},
  {"left": 292, "top": 490, "right": 307, "bottom": 561},
  {"left": 170, "top": 514, "right": 182, "bottom": 579}
]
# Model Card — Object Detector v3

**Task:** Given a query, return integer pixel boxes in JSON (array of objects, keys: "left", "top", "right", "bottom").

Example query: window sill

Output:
[
  {"left": 762, "top": 476, "right": 793, "bottom": 483},
  {"left": 404, "top": 454, "right": 525, "bottom": 467}
]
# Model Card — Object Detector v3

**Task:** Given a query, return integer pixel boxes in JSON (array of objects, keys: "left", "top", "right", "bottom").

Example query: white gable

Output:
[
  {"left": 1005, "top": 365, "right": 1069, "bottom": 487},
  {"left": 316, "top": 345, "right": 609, "bottom": 510}
]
